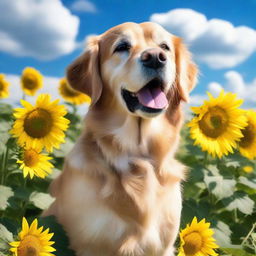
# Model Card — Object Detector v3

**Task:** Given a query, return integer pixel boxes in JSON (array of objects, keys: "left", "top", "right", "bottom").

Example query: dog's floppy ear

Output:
[
  {"left": 174, "top": 37, "right": 198, "bottom": 102},
  {"left": 66, "top": 36, "right": 102, "bottom": 106}
]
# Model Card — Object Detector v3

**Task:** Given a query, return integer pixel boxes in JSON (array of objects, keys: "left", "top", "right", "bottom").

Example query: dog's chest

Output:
[
  {"left": 77, "top": 178, "right": 181, "bottom": 250},
  {"left": 135, "top": 182, "right": 182, "bottom": 250}
]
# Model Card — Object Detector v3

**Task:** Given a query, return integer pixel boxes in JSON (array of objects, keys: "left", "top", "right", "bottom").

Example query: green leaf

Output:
[
  {"left": 213, "top": 221, "right": 232, "bottom": 247},
  {"left": 181, "top": 199, "right": 211, "bottom": 228},
  {"left": 0, "top": 103, "right": 13, "bottom": 117},
  {"left": 5, "top": 138, "right": 16, "bottom": 149},
  {"left": 13, "top": 187, "right": 31, "bottom": 201},
  {"left": 38, "top": 216, "right": 75, "bottom": 256},
  {"left": 204, "top": 173, "right": 236, "bottom": 199},
  {"left": 0, "top": 121, "right": 11, "bottom": 155},
  {"left": 238, "top": 177, "right": 256, "bottom": 190},
  {"left": 29, "top": 192, "right": 55, "bottom": 210},
  {"left": 225, "top": 161, "right": 241, "bottom": 168},
  {"left": 220, "top": 247, "right": 255, "bottom": 256},
  {"left": 0, "top": 218, "right": 18, "bottom": 235},
  {"left": 225, "top": 192, "right": 254, "bottom": 215},
  {"left": 0, "top": 224, "right": 13, "bottom": 250},
  {"left": 0, "top": 186, "right": 14, "bottom": 210}
]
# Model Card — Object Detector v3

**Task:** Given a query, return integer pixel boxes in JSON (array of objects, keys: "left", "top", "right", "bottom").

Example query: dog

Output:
[{"left": 44, "top": 22, "right": 198, "bottom": 256}]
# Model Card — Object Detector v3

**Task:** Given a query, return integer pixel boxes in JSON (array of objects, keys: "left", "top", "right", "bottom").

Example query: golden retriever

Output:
[{"left": 44, "top": 22, "right": 198, "bottom": 256}]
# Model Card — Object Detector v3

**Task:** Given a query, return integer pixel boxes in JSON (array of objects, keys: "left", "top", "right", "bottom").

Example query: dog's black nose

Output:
[{"left": 141, "top": 48, "right": 167, "bottom": 69}]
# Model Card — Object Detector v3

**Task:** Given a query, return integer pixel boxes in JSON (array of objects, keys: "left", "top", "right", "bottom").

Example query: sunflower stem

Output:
[
  {"left": 21, "top": 178, "right": 28, "bottom": 217},
  {"left": 241, "top": 223, "right": 256, "bottom": 246},
  {"left": 0, "top": 147, "right": 9, "bottom": 185},
  {"left": 5, "top": 170, "right": 22, "bottom": 181},
  {"left": 4, "top": 146, "right": 9, "bottom": 184},
  {"left": 203, "top": 151, "right": 208, "bottom": 166},
  {"left": 216, "top": 155, "right": 221, "bottom": 166},
  {"left": 234, "top": 208, "right": 238, "bottom": 223},
  {"left": 72, "top": 104, "right": 77, "bottom": 115},
  {"left": 23, "top": 176, "right": 27, "bottom": 188},
  {"left": 0, "top": 153, "right": 4, "bottom": 185}
]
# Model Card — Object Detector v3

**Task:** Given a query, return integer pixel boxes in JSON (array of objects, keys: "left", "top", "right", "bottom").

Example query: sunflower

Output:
[
  {"left": 17, "top": 148, "right": 53, "bottom": 179},
  {"left": 11, "top": 94, "right": 70, "bottom": 152},
  {"left": 9, "top": 217, "right": 55, "bottom": 256},
  {"left": 21, "top": 67, "right": 43, "bottom": 96},
  {"left": 188, "top": 91, "right": 247, "bottom": 158},
  {"left": 242, "top": 165, "right": 253, "bottom": 173},
  {"left": 0, "top": 73, "right": 10, "bottom": 98},
  {"left": 238, "top": 110, "right": 256, "bottom": 160},
  {"left": 178, "top": 217, "right": 219, "bottom": 256},
  {"left": 59, "top": 77, "right": 91, "bottom": 105}
]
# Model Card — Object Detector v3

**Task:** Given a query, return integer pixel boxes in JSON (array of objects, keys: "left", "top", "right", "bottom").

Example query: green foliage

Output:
[
  {"left": 0, "top": 101, "right": 80, "bottom": 255},
  {"left": 178, "top": 126, "right": 256, "bottom": 255},
  {"left": 38, "top": 216, "right": 76, "bottom": 256},
  {"left": 0, "top": 224, "right": 13, "bottom": 251},
  {"left": 0, "top": 101, "right": 255, "bottom": 256},
  {"left": 0, "top": 186, "right": 14, "bottom": 210}
]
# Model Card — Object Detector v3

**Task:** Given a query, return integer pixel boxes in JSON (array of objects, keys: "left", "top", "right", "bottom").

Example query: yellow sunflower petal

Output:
[
  {"left": 22, "top": 217, "right": 29, "bottom": 233},
  {"left": 17, "top": 148, "right": 53, "bottom": 179},
  {"left": 238, "top": 110, "right": 256, "bottom": 160},
  {"left": 29, "top": 218, "right": 38, "bottom": 234},
  {"left": 11, "top": 94, "right": 69, "bottom": 153},
  {"left": 9, "top": 218, "right": 55, "bottom": 256},
  {"left": 9, "top": 241, "right": 20, "bottom": 247},
  {"left": 0, "top": 74, "right": 10, "bottom": 99},
  {"left": 178, "top": 217, "right": 219, "bottom": 256},
  {"left": 59, "top": 77, "right": 91, "bottom": 105},
  {"left": 188, "top": 91, "right": 247, "bottom": 158},
  {"left": 21, "top": 67, "right": 43, "bottom": 96}
]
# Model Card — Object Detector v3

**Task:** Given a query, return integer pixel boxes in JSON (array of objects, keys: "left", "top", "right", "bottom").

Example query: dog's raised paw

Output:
[{"left": 118, "top": 235, "right": 144, "bottom": 256}]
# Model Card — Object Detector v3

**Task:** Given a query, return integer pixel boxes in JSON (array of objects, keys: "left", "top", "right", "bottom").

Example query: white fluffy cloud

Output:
[
  {"left": 150, "top": 9, "right": 256, "bottom": 69},
  {"left": 208, "top": 82, "right": 223, "bottom": 96},
  {"left": 208, "top": 71, "right": 256, "bottom": 108},
  {"left": 2, "top": 74, "right": 89, "bottom": 115},
  {"left": 71, "top": 0, "right": 97, "bottom": 13},
  {"left": 188, "top": 71, "right": 256, "bottom": 112},
  {"left": 0, "top": 0, "right": 79, "bottom": 60}
]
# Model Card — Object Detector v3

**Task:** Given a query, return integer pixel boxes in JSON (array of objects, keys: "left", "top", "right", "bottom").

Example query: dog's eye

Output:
[
  {"left": 114, "top": 42, "right": 131, "bottom": 53},
  {"left": 160, "top": 43, "right": 170, "bottom": 51}
]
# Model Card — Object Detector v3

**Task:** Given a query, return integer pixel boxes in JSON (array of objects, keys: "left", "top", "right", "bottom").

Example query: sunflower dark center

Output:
[
  {"left": 24, "top": 108, "right": 53, "bottom": 138},
  {"left": 62, "top": 83, "right": 80, "bottom": 97},
  {"left": 0, "top": 81, "right": 3, "bottom": 90},
  {"left": 22, "top": 75, "right": 37, "bottom": 90},
  {"left": 239, "top": 122, "right": 255, "bottom": 148},
  {"left": 183, "top": 232, "right": 203, "bottom": 255},
  {"left": 23, "top": 149, "right": 39, "bottom": 167},
  {"left": 17, "top": 235, "right": 41, "bottom": 256},
  {"left": 199, "top": 107, "right": 228, "bottom": 138}
]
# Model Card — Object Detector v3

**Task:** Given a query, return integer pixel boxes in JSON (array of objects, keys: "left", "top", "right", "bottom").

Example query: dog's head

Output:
[{"left": 67, "top": 22, "right": 198, "bottom": 118}]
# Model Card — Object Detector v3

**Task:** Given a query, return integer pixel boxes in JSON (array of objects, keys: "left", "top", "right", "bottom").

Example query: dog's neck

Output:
[{"left": 84, "top": 98, "right": 183, "bottom": 175}]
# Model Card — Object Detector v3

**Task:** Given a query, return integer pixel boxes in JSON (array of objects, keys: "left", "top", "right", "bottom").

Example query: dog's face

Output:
[
  {"left": 67, "top": 22, "right": 197, "bottom": 118},
  {"left": 100, "top": 22, "right": 177, "bottom": 118}
]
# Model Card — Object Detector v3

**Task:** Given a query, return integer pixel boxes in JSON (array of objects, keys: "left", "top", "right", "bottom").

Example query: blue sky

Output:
[{"left": 0, "top": 0, "right": 256, "bottom": 106}]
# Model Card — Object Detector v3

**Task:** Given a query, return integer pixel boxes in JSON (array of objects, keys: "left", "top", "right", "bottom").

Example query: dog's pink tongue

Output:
[{"left": 137, "top": 87, "right": 168, "bottom": 109}]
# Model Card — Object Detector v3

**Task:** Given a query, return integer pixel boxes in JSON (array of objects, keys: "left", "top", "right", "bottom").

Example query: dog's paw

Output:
[{"left": 118, "top": 236, "right": 143, "bottom": 256}]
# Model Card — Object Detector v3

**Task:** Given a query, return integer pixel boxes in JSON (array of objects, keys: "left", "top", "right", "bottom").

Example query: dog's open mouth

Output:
[{"left": 121, "top": 78, "right": 168, "bottom": 113}]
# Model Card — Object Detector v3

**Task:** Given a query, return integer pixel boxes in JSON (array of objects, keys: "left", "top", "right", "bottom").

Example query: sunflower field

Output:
[{"left": 0, "top": 69, "right": 255, "bottom": 256}]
